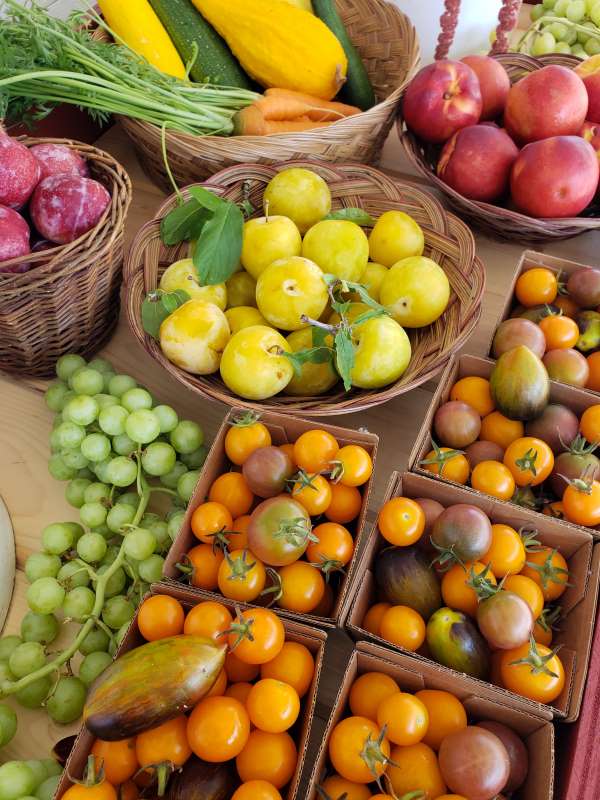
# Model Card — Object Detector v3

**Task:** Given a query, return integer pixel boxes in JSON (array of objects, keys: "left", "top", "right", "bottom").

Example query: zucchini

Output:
[
  {"left": 312, "top": 0, "right": 376, "bottom": 110},
  {"left": 148, "top": 0, "right": 253, "bottom": 89}
]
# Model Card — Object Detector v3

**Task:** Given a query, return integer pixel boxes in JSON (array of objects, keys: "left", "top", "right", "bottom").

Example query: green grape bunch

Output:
[
  {"left": 523, "top": 0, "right": 600, "bottom": 57},
  {"left": 0, "top": 353, "right": 208, "bottom": 738}
]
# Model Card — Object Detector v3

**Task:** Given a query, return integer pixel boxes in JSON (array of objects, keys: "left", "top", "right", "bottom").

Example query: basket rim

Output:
[{"left": 123, "top": 159, "right": 485, "bottom": 416}]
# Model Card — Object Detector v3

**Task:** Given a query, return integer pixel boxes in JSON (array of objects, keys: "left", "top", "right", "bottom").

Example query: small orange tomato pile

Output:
[
  {"left": 422, "top": 370, "right": 600, "bottom": 528},
  {"left": 182, "top": 416, "right": 372, "bottom": 617},
  {"left": 495, "top": 264, "right": 600, "bottom": 391},
  {"left": 318, "top": 671, "right": 529, "bottom": 799},
  {"left": 93, "top": 593, "right": 317, "bottom": 799},
  {"left": 362, "top": 495, "right": 568, "bottom": 705}
]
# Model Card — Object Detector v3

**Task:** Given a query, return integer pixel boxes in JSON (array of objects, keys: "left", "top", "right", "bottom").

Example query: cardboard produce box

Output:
[
  {"left": 162, "top": 407, "right": 379, "bottom": 627},
  {"left": 57, "top": 584, "right": 327, "bottom": 800},
  {"left": 306, "top": 643, "right": 555, "bottom": 800},
  {"left": 408, "top": 353, "right": 600, "bottom": 540},
  {"left": 345, "top": 471, "right": 600, "bottom": 722}
]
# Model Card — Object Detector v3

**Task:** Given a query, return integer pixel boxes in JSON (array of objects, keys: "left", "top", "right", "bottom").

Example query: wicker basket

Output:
[
  {"left": 0, "top": 138, "right": 132, "bottom": 377},
  {"left": 124, "top": 161, "right": 485, "bottom": 417},
  {"left": 400, "top": 52, "right": 600, "bottom": 241},
  {"left": 101, "top": 0, "right": 420, "bottom": 191}
]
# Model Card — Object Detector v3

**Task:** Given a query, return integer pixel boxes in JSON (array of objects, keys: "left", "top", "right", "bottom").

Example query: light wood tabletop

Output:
[{"left": 1, "top": 123, "right": 599, "bottom": 774}]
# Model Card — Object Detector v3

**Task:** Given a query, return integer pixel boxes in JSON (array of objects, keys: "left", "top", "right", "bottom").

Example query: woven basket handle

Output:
[{"left": 435, "top": 0, "right": 523, "bottom": 60}]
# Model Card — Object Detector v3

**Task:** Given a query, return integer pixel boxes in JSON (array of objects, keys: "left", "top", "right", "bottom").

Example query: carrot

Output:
[
  {"left": 234, "top": 104, "right": 331, "bottom": 135},
  {"left": 264, "top": 88, "right": 361, "bottom": 120}
]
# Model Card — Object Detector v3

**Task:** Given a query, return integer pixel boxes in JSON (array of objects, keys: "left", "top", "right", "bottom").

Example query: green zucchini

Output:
[
  {"left": 148, "top": 0, "right": 252, "bottom": 89},
  {"left": 312, "top": 0, "right": 376, "bottom": 110}
]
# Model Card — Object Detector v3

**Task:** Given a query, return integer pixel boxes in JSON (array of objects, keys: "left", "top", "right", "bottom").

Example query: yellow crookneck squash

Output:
[{"left": 190, "top": 0, "right": 348, "bottom": 100}]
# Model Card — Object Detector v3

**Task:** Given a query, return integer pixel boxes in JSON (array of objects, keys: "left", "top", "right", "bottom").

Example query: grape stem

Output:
[{"left": 0, "top": 469, "right": 151, "bottom": 698}]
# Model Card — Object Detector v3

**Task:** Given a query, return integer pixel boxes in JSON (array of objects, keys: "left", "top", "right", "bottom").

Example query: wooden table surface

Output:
[{"left": 1, "top": 124, "right": 599, "bottom": 776}]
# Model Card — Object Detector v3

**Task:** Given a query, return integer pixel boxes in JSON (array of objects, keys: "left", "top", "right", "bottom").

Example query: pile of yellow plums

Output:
[{"left": 158, "top": 168, "right": 451, "bottom": 401}]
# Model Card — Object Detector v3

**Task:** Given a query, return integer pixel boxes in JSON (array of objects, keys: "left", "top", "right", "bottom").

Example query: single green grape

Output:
[
  {"left": 153, "top": 404, "right": 179, "bottom": 433},
  {"left": 567, "top": 0, "right": 586, "bottom": 20},
  {"left": 77, "top": 532, "right": 108, "bottom": 563},
  {"left": 0, "top": 762, "right": 37, "bottom": 800},
  {"left": 45, "top": 381, "right": 70, "bottom": 413},
  {"left": 106, "top": 456, "right": 138, "bottom": 488},
  {"left": 0, "top": 636, "right": 22, "bottom": 662},
  {"left": 35, "top": 776, "right": 61, "bottom": 800},
  {"left": 554, "top": 0, "right": 570, "bottom": 13},
  {"left": 177, "top": 469, "right": 200, "bottom": 502},
  {"left": 80, "top": 502, "right": 108, "bottom": 529},
  {"left": 65, "top": 477, "right": 92, "bottom": 509},
  {"left": 554, "top": 39, "right": 572, "bottom": 51},
  {"left": 71, "top": 368, "right": 104, "bottom": 396},
  {"left": 48, "top": 454, "right": 78, "bottom": 481},
  {"left": 24, "top": 762, "right": 47, "bottom": 790},
  {"left": 124, "top": 528, "right": 156, "bottom": 561},
  {"left": 93, "top": 457, "right": 115, "bottom": 484},
  {"left": 9, "top": 641, "right": 46, "bottom": 679},
  {"left": 79, "top": 651, "right": 113, "bottom": 687},
  {"left": 542, "top": 0, "right": 557, "bottom": 7},
  {"left": 181, "top": 445, "right": 207, "bottom": 470},
  {"left": 585, "top": 35, "right": 600, "bottom": 53},
  {"left": 544, "top": 20, "right": 568, "bottom": 39},
  {"left": 83, "top": 482, "right": 111, "bottom": 504},
  {"left": 108, "top": 374, "right": 137, "bottom": 398},
  {"left": 78, "top": 467, "right": 95, "bottom": 481},
  {"left": 113, "top": 433, "right": 137, "bottom": 457},
  {"left": 93, "top": 393, "right": 119, "bottom": 411},
  {"left": 46, "top": 676, "right": 87, "bottom": 724},
  {"left": 26, "top": 577, "right": 65, "bottom": 615},
  {"left": 531, "top": 3, "right": 545, "bottom": 19},
  {"left": 100, "top": 545, "right": 121, "bottom": 567},
  {"left": 0, "top": 706, "right": 17, "bottom": 748},
  {"left": 160, "top": 461, "right": 188, "bottom": 490},
  {"left": 21, "top": 612, "right": 59, "bottom": 645},
  {"left": 121, "top": 387, "right": 153, "bottom": 412},
  {"left": 49, "top": 429, "right": 62, "bottom": 454},
  {"left": 125, "top": 409, "right": 161, "bottom": 445},
  {"left": 63, "top": 586, "right": 96, "bottom": 622},
  {"left": 531, "top": 30, "right": 556, "bottom": 54},
  {"left": 116, "top": 491, "right": 140, "bottom": 508},
  {"left": 25, "top": 553, "right": 61, "bottom": 583},
  {"left": 590, "top": 0, "right": 600, "bottom": 23},
  {"left": 138, "top": 554, "right": 165, "bottom": 583},
  {"left": 79, "top": 627, "right": 110, "bottom": 656},
  {"left": 141, "top": 442, "right": 177, "bottom": 476},
  {"left": 40, "top": 762, "right": 62, "bottom": 781},
  {"left": 170, "top": 420, "right": 204, "bottom": 454},
  {"left": 56, "top": 354, "right": 86, "bottom": 382},
  {"left": 167, "top": 510, "right": 186, "bottom": 542},
  {"left": 94, "top": 565, "right": 126, "bottom": 598},
  {"left": 42, "top": 522, "right": 75, "bottom": 555},
  {"left": 102, "top": 595, "right": 135, "bottom": 630},
  {"left": 141, "top": 515, "right": 170, "bottom": 551},
  {"left": 99, "top": 405, "right": 129, "bottom": 436},
  {"left": 0, "top": 662, "right": 14, "bottom": 685},
  {"left": 81, "top": 433, "right": 111, "bottom": 463},
  {"left": 61, "top": 448, "right": 90, "bottom": 471},
  {"left": 88, "top": 357, "right": 114, "bottom": 375},
  {"left": 57, "top": 560, "right": 91, "bottom": 590},
  {"left": 102, "top": 372, "right": 116, "bottom": 393},
  {"left": 107, "top": 503, "right": 136, "bottom": 533},
  {"left": 577, "top": 19, "right": 597, "bottom": 42},
  {"left": 64, "top": 395, "right": 99, "bottom": 427}
]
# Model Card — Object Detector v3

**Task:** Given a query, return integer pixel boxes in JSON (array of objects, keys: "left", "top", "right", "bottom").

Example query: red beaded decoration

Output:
[
  {"left": 435, "top": 0, "right": 461, "bottom": 61},
  {"left": 492, "top": 0, "right": 523, "bottom": 55},
  {"left": 435, "top": 0, "right": 522, "bottom": 60}
]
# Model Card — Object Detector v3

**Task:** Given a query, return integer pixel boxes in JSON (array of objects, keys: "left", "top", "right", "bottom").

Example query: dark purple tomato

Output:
[
  {"left": 549, "top": 449, "right": 600, "bottom": 496},
  {"left": 543, "top": 348, "right": 590, "bottom": 388},
  {"left": 492, "top": 317, "right": 546, "bottom": 359},
  {"left": 477, "top": 720, "right": 529, "bottom": 793},
  {"left": 431, "top": 504, "right": 492, "bottom": 564},
  {"left": 438, "top": 726, "right": 510, "bottom": 800},
  {"left": 476, "top": 590, "right": 533, "bottom": 650},
  {"left": 434, "top": 401, "right": 481, "bottom": 449},
  {"left": 567, "top": 267, "right": 600, "bottom": 309},
  {"left": 247, "top": 495, "right": 312, "bottom": 566},
  {"left": 525, "top": 403, "right": 580, "bottom": 454},
  {"left": 465, "top": 440, "right": 505, "bottom": 468},
  {"left": 242, "top": 445, "right": 295, "bottom": 498},
  {"left": 414, "top": 497, "right": 444, "bottom": 557}
]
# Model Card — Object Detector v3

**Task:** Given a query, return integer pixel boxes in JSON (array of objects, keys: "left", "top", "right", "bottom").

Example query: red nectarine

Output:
[
  {"left": 504, "top": 65, "right": 588, "bottom": 143},
  {"left": 510, "top": 135, "right": 599, "bottom": 218},
  {"left": 461, "top": 55, "right": 510, "bottom": 120},
  {"left": 437, "top": 124, "right": 519, "bottom": 201},
  {"left": 403, "top": 59, "right": 482, "bottom": 143},
  {"left": 576, "top": 56, "right": 600, "bottom": 124},
  {"left": 581, "top": 120, "right": 600, "bottom": 163}
]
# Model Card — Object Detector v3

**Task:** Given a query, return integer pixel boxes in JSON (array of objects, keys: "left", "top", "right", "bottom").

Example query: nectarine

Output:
[
  {"left": 510, "top": 135, "right": 599, "bottom": 218},
  {"left": 461, "top": 55, "right": 510, "bottom": 120},
  {"left": 576, "top": 56, "right": 600, "bottom": 124},
  {"left": 437, "top": 124, "right": 519, "bottom": 201},
  {"left": 580, "top": 121, "right": 600, "bottom": 163},
  {"left": 403, "top": 59, "right": 482, "bottom": 143}
]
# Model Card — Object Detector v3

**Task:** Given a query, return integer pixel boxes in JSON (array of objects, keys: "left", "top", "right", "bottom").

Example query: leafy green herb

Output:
[
  {"left": 160, "top": 199, "right": 210, "bottom": 246},
  {"left": 324, "top": 208, "right": 376, "bottom": 226},
  {"left": 141, "top": 289, "right": 190, "bottom": 340},
  {"left": 192, "top": 203, "right": 243, "bottom": 286}
]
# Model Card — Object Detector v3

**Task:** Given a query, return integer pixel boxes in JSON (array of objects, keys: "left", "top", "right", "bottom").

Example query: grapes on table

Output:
[{"left": 525, "top": 0, "right": 600, "bottom": 55}]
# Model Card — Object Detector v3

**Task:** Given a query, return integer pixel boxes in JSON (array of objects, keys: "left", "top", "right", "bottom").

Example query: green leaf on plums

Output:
[
  {"left": 192, "top": 202, "right": 244, "bottom": 286},
  {"left": 324, "top": 207, "right": 376, "bottom": 226},
  {"left": 334, "top": 329, "right": 355, "bottom": 392},
  {"left": 160, "top": 198, "right": 210, "bottom": 246},
  {"left": 282, "top": 346, "right": 333, "bottom": 378},
  {"left": 141, "top": 289, "right": 190, "bottom": 340}
]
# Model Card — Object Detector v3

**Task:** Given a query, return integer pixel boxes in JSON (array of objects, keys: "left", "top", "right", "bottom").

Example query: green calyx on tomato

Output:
[
  {"left": 272, "top": 516, "right": 317, "bottom": 548},
  {"left": 510, "top": 636, "right": 563, "bottom": 678},
  {"left": 223, "top": 550, "right": 256, "bottom": 583},
  {"left": 419, "top": 439, "right": 465, "bottom": 477},
  {"left": 536, "top": 605, "right": 562, "bottom": 634},
  {"left": 359, "top": 724, "right": 395, "bottom": 785},
  {"left": 309, "top": 553, "right": 345, "bottom": 580},
  {"left": 519, "top": 527, "right": 542, "bottom": 551},
  {"left": 228, "top": 410, "right": 262, "bottom": 428},
  {"left": 465, "top": 562, "right": 497, "bottom": 600},
  {"left": 515, "top": 447, "right": 540, "bottom": 476},
  {"left": 524, "top": 548, "right": 571, "bottom": 592},
  {"left": 511, "top": 486, "right": 538, "bottom": 510}
]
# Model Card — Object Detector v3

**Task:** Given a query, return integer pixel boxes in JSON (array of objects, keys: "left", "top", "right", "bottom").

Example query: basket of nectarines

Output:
[{"left": 400, "top": 51, "right": 600, "bottom": 241}]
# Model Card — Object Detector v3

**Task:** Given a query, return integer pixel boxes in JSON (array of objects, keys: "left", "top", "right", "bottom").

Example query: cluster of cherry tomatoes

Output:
[
  {"left": 495, "top": 264, "right": 600, "bottom": 391},
  {"left": 361, "top": 493, "right": 568, "bottom": 705},
  {"left": 181, "top": 415, "right": 372, "bottom": 617},
  {"left": 421, "top": 371, "right": 600, "bottom": 528},
  {"left": 318, "top": 670, "right": 529, "bottom": 800},
  {"left": 86, "top": 593, "right": 318, "bottom": 800}
]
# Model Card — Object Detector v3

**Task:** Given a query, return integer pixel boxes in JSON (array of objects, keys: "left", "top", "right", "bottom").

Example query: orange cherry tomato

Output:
[
  {"left": 376, "top": 692, "right": 429, "bottom": 746},
  {"left": 187, "top": 696, "right": 250, "bottom": 762},
  {"left": 533, "top": 619, "right": 554, "bottom": 648},
  {"left": 415, "top": 689, "right": 467, "bottom": 751},
  {"left": 361, "top": 602, "right": 391, "bottom": 636},
  {"left": 320, "top": 776, "right": 371, "bottom": 800},
  {"left": 137, "top": 595, "right": 184, "bottom": 642},
  {"left": 191, "top": 502, "right": 233, "bottom": 544},
  {"left": 293, "top": 429, "right": 339, "bottom": 474},
  {"left": 260, "top": 641, "right": 315, "bottom": 698},
  {"left": 521, "top": 546, "right": 569, "bottom": 601},
  {"left": 387, "top": 742, "right": 446, "bottom": 798},
  {"left": 504, "top": 437, "right": 554, "bottom": 487},
  {"left": 306, "top": 522, "right": 354, "bottom": 569},
  {"left": 539, "top": 314, "right": 579, "bottom": 350},
  {"left": 136, "top": 716, "right": 191, "bottom": 770},
  {"left": 481, "top": 523, "right": 526, "bottom": 577},
  {"left": 91, "top": 739, "right": 138, "bottom": 785},
  {"left": 503, "top": 574, "right": 544, "bottom": 620},
  {"left": 441, "top": 562, "right": 496, "bottom": 617},
  {"left": 186, "top": 543, "right": 224, "bottom": 591},
  {"left": 279, "top": 443, "right": 296, "bottom": 465},
  {"left": 236, "top": 730, "right": 297, "bottom": 789},
  {"left": 209, "top": 472, "right": 254, "bottom": 518},
  {"left": 554, "top": 294, "right": 580, "bottom": 318},
  {"left": 563, "top": 479, "right": 600, "bottom": 526},
  {"left": 231, "top": 782, "right": 282, "bottom": 800},
  {"left": 470, "top": 460, "right": 515, "bottom": 501},
  {"left": 325, "top": 483, "right": 362, "bottom": 524},
  {"left": 291, "top": 474, "right": 332, "bottom": 516},
  {"left": 515, "top": 267, "right": 558, "bottom": 307},
  {"left": 580, "top": 404, "right": 600, "bottom": 444},
  {"left": 333, "top": 445, "right": 373, "bottom": 487},
  {"left": 183, "top": 600, "right": 232, "bottom": 641},
  {"left": 225, "top": 681, "right": 254, "bottom": 705},
  {"left": 206, "top": 667, "right": 227, "bottom": 698},
  {"left": 421, "top": 447, "right": 470, "bottom": 485},
  {"left": 329, "top": 716, "right": 390, "bottom": 784},
  {"left": 62, "top": 779, "right": 116, "bottom": 800},
  {"left": 543, "top": 501, "right": 565, "bottom": 520},
  {"left": 277, "top": 561, "right": 325, "bottom": 614},
  {"left": 500, "top": 641, "right": 565, "bottom": 703},
  {"left": 218, "top": 548, "right": 266, "bottom": 602},
  {"left": 586, "top": 352, "right": 600, "bottom": 392},
  {"left": 246, "top": 678, "right": 300, "bottom": 733},
  {"left": 229, "top": 515, "right": 251, "bottom": 550},
  {"left": 228, "top": 608, "right": 285, "bottom": 665},
  {"left": 349, "top": 671, "right": 399, "bottom": 721},
  {"left": 379, "top": 606, "right": 426, "bottom": 652},
  {"left": 450, "top": 376, "right": 495, "bottom": 417},
  {"left": 225, "top": 651, "right": 260, "bottom": 683},
  {"left": 378, "top": 497, "right": 425, "bottom": 546},
  {"left": 225, "top": 419, "right": 272, "bottom": 465},
  {"left": 480, "top": 411, "right": 524, "bottom": 450}
]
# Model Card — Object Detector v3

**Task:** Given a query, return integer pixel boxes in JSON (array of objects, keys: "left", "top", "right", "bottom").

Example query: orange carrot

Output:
[
  {"left": 264, "top": 88, "right": 361, "bottom": 120},
  {"left": 234, "top": 104, "right": 331, "bottom": 135}
]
